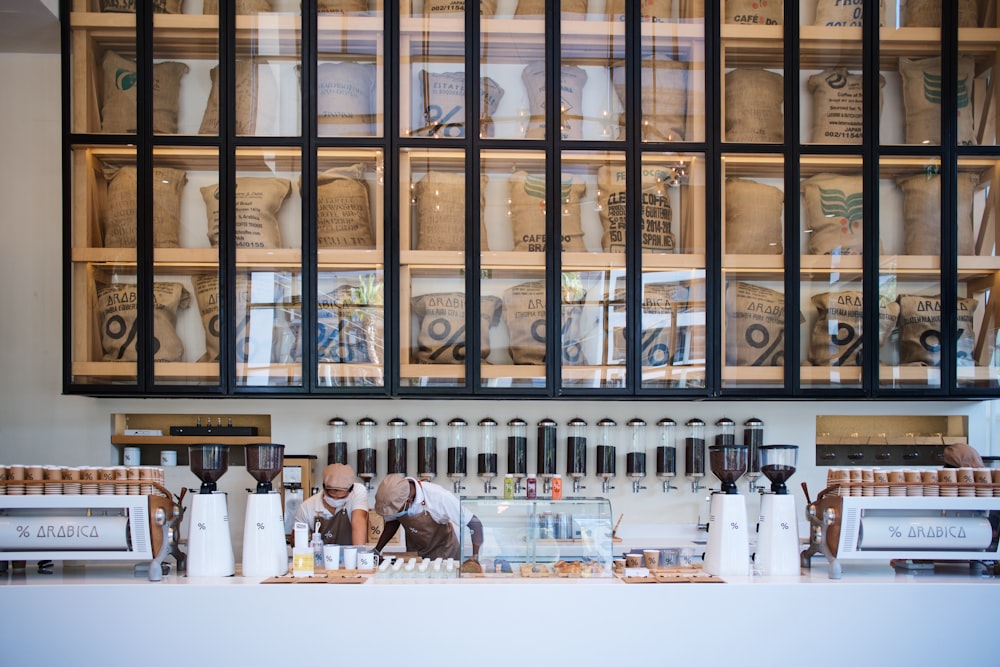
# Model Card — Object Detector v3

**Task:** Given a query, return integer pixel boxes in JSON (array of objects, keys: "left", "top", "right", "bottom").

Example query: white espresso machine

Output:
[{"left": 186, "top": 444, "right": 235, "bottom": 577}]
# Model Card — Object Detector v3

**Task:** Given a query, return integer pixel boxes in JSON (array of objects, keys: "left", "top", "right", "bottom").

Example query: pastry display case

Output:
[
  {"left": 459, "top": 496, "right": 613, "bottom": 577},
  {"left": 62, "top": 0, "right": 1000, "bottom": 398}
]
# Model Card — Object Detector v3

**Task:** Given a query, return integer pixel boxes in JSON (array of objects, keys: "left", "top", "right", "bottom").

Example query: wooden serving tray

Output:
[
  {"left": 519, "top": 564, "right": 551, "bottom": 578},
  {"left": 262, "top": 571, "right": 370, "bottom": 584}
]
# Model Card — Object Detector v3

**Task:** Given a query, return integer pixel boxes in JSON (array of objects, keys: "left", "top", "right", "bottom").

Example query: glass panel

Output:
[
  {"left": 400, "top": 148, "right": 467, "bottom": 389},
  {"left": 879, "top": 157, "right": 942, "bottom": 390},
  {"left": 153, "top": 6, "right": 217, "bottom": 137},
  {"left": 233, "top": 148, "right": 302, "bottom": 387},
  {"left": 637, "top": 4, "right": 706, "bottom": 143},
  {"left": 638, "top": 271, "right": 706, "bottom": 389},
  {"left": 721, "top": 0, "right": 784, "bottom": 144},
  {"left": 71, "top": 144, "right": 139, "bottom": 386},
  {"left": 880, "top": 1, "right": 943, "bottom": 147},
  {"left": 800, "top": 0, "right": 865, "bottom": 145},
  {"left": 957, "top": 157, "right": 1000, "bottom": 389},
  {"left": 960, "top": 2, "right": 998, "bottom": 147},
  {"left": 316, "top": 148, "right": 385, "bottom": 388},
  {"left": 235, "top": 7, "right": 301, "bottom": 137},
  {"left": 480, "top": 0, "right": 545, "bottom": 140},
  {"left": 798, "top": 156, "right": 866, "bottom": 390},
  {"left": 721, "top": 153, "right": 785, "bottom": 389},
  {"left": 559, "top": 1, "right": 625, "bottom": 141},
  {"left": 73, "top": 2, "right": 136, "bottom": 135},
  {"left": 317, "top": 1, "right": 384, "bottom": 137},
  {"left": 152, "top": 147, "right": 221, "bottom": 387},
  {"left": 480, "top": 150, "right": 547, "bottom": 389},
  {"left": 399, "top": 0, "right": 469, "bottom": 138}
]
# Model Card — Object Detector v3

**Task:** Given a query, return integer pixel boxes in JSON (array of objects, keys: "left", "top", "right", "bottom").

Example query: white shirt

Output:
[
  {"left": 409, "top": 478, "right": 474, "bottom": 534},
  {"left": 294, "top": 483, "right": 368, "bottom": 530}
]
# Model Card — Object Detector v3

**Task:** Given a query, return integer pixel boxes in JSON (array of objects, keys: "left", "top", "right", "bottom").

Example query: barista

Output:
[
  {"left": 373, "top": 475, "right": 483, "bottom": 563},
  {"left": 294, "top": 463, "right": 368, "bottom": 546}
]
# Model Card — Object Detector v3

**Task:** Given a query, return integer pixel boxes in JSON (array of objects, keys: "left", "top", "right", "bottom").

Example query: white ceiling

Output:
[{"left": 0, "top": 0, "right": 59, "bottom": 54}]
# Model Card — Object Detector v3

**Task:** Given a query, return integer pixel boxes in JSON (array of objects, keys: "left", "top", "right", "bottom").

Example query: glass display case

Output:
[
  {"left": 459, "top": 496, "right": 613, "bottom": 578},
  {"left": 63, "top": 1, "right": 1000, "bottom": 398}
]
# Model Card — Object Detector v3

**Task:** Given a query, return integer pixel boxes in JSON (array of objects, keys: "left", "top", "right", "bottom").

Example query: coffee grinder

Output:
[
  {"left": 187, "top": 444, "right": 235, "bottom": 577},
  {"left": 702, "top": 442, "right": 749, "bottom": 577},
  {"left": 242, "top": 443, "right": 287, "bottom": 578},
  {"left": 755, "top": 444, "right": 801, "bottom": 576}
]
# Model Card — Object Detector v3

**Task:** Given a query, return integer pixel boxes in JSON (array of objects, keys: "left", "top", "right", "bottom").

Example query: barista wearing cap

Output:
[
  {"left": 373, "top": 475, "right": 483, "bottom": 563},
  {"left": 294, "top": 463, "right": 368, "bottom": 546}
]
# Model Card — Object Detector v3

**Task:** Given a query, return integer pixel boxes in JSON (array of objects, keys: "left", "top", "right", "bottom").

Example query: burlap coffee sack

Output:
[
  {"left": 314, "top": 283, "right": 371, "bottom": 363},
  {"left": 606, "top": 0, "right": 673, "bottom": 21},
  {"left": 899, "top": 56, "right": 976, "bottom": 146},
  {"left": 522, "top": 62, "right": 588, "bottom": 140},
  {"left": 203, "top": 0, "right": 272, "bottom": 13},
  {"left": 319, "top": 0, "right": 369, "bottom": 11},
  {"left": 516, "top": 0, "right": 586, "bottom": 16},
  {"left": 904, "top": 0, "right": 979, "bottom": 27},
  {"left": 597, "top": 165, "right": 675, "bottom": 253},
  {"left": 410, "top": 292, "right": 502, "bottom": 364},
  {"left": 199, "top": 60, "right": 277, "bottom": 136},
  {"left": 800, "top": 173, "right": 864, "bottom": 255},
  {"left": 202, "top": 177, "right": 291, "bottom": 248},
  {"left": 725, "top": 0, "right": 782, "bottom": 24},
  {"left": 502, "top": 280, "right": 586, "bottom": 365},
  {"left": 417, "top": 71, "right": 505, "bottom": 138},
  {"left": 613, "top": 58, "right": 688, "bottom": 142},
  {"left": 806, "top": 291, "right": 900, "bottom": 366},
  {"left": 317, "top": 62, "right": 376, "bottom": 137},
  {"left": 725, "top": 281, "right": 788, "bottom": 366},
  {"left": 942, "top": 443, "right": 985, "bottom": 468},
  {"left": 102, "top": 164, "right": 186, "bottom": 248},
  {"left": 897, "top": 294, "right": 977, "bottom": 366},
  {"left": 101, "top": 51, "right": 188, "bottom": 134},
  {"left": 96, "top": 281, "right": 189, "bottom": 362},
  {"left": 814, "top": 0, "right": 885, "bottom": 26},
  {"left": 724, "top": 177, "right": 783, "bottom": 255},
  {"left": 423, "top": 0, "right": 497, "bottom": 15},
  {"left": 896, "top": 171, "right": 979, "bottom": 256},
  {"left": 314, "top": 165, "right": 375, "bottom": 248},
  {"left": 413, "top": 172, "right": 489, "bottom": 251},
  {"left": 681, "top": 0, "right": 704, "bottom": 18},
  {"left": 191, "top": 274, "right": 221, "bottom": 363},
  {"left": 610, "top": 283, "right": 682, "bottom": 367},
  {"left": 509, "top": 171, "right": 586, "bottom": 252},
  {"left": 808, "top": 69, "right": 884, "bottom": 144},
  {"left": 100, "top": 0, "right": 182, "bottom": 12},
  {"left": 725, "top": 69, "right": 783, "bottom": 143}
]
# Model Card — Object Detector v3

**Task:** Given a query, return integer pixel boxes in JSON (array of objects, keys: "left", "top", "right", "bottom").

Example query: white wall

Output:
[{"left": 1, "top": 51, "right": 996, "bottom": 559}]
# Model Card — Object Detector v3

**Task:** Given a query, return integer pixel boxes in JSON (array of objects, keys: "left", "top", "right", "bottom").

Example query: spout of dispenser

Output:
[{"left": 631, "top": 479, "right": 647, "bottom": 494}]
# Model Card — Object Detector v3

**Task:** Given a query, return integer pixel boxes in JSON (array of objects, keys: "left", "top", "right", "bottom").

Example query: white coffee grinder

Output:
[
  {"left": 242, "top": 443, "right": 287, "bottom": 578},
  {"left": 755, "top": 444, "right": 801, "bottom": 576},
  {"left": 187, "top": 444, "right": 235, "bottom": 577},
  {"left": 702, "top": 443, "right": 749, "bottom": 577}
]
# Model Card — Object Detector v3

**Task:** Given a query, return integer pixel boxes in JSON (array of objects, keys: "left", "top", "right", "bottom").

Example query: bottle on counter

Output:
[
  {"left": 311, "top": 524, "right": 324, "bottom": 571},
  {"left": 526, "top": 474, "right": 537, "bottom": 499},
  {"left": 551, "top": 474, "right": 563, "bottom": 500}
]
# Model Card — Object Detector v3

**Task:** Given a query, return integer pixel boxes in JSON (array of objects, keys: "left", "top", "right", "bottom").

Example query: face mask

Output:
[{"left": 325, "top": 497, "right": 347, "bottom": 511}]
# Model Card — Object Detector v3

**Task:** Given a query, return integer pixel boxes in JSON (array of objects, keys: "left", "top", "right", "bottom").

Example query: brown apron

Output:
[
  {"left": 316, "top": 496, "right": 354, "bottom": 545},
  {"left": 399, "top": 500, "right": 460, "bottom": 560}
]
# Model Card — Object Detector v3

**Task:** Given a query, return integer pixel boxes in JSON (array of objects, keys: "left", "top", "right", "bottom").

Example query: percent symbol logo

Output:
[
  {"left": 779, "top": 522, "right": 789, "bottom": 530},
  {"left": 257, "top": 522, "right": 266, "bottom": 530},
  {"left": 888, "top": 525, "right": 902, "bottom": 538},
  {"left": 197, "top": 522, "right": 207, "bottom": 531},
  {"left": 16, "top": 525, "right": 30, "bottom": 538},
  {"left": 729, "top": 522, "right": 739, "bottom": 530}
]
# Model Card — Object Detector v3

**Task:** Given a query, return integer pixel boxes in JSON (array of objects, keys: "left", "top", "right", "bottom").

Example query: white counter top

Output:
[{"left": 2, "top": 558, "right": 997, "bottom": 667}]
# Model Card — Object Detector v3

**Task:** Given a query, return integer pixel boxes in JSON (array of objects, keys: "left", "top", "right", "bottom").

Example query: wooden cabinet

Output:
[{"left": 63, "top": 1, "right": 1000, "bottom": 398}]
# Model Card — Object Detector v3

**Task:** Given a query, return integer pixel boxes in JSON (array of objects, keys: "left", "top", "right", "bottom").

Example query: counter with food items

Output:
[{"left": 1, "top": 558, "right": 996, "bottom": 667}]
